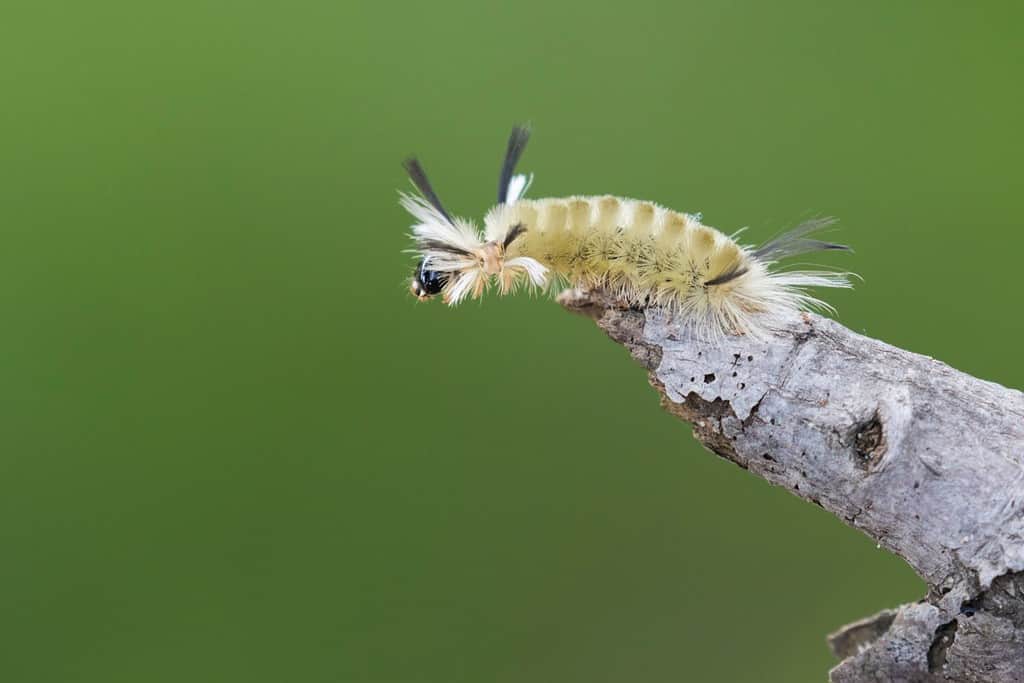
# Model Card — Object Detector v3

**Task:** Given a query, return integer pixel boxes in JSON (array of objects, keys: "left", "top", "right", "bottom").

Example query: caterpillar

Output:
[{"left": 402, "top": 126, "right": 852, "bottom": 338}]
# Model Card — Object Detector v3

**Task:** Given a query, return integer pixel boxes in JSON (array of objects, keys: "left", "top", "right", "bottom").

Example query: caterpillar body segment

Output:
[
  {"left": 486, "top": 196, "right": 741, "bottom": 300},
  {"left": 402, "top": 126, "right": 852, "bottom": 338}
]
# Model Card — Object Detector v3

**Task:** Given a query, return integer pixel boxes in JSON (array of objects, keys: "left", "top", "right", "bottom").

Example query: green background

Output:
[{"left": 2, "top": 1, "right": 1022, "bottom": 681}]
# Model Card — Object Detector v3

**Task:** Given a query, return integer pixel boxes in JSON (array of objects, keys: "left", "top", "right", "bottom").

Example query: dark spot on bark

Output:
[
  {"left": 704, "top": 373, "right": 715, "bottom": 383},
  {"left": 853, "top": 413, "right": 885, "bottom": 470},
  {"left": 913, "top": 481, "right": 920, "bottom": 489},
  {"left": 762, "top": 453, "right": 775, "bottom": 462},
  {"left": 811, "top": 497, "right": 823, "bottom": 508},
  {"left": 690, "top": 377, "right": 695, "bottom": 382},
  {"left": 927, "top": 619, "right": 958, "bottom": 673},
  {"left": 739, "top": 382, "right": 745, "bottom": 389},
  {"left": 747, "top": 355, "right": 753, "bottom": 361},
  {"left": 958, "top": 570, "right": 1024, "bottom": 629}
]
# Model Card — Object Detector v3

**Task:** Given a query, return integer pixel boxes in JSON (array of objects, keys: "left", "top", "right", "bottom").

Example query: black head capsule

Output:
[{"left": 410, "top": 260, "right": 447, "bottom": 301}]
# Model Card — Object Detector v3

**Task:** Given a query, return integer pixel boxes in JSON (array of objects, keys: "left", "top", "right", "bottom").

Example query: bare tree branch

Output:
[{"left": 559, "top": 288, "right": 1024, "bottom": 683}]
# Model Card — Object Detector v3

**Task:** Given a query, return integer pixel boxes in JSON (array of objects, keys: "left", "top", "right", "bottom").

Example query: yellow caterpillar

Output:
[{"left": 402, "top": 126, "right": 851, "bottom": 337}]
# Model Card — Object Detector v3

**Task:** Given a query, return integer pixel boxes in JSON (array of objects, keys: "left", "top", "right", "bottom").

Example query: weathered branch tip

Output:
[{"left": 559, "top": 288, "right": 1024, "bottom": 683}]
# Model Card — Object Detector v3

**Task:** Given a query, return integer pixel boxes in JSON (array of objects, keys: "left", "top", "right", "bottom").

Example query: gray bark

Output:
[{"left": 558, "top": 289, "right": 1024, "bottom": 682}]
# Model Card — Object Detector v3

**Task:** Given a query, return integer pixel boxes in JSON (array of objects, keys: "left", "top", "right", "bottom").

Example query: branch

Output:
[{"left": 559, "top": 288, "right": 1024, "bottom": 683}]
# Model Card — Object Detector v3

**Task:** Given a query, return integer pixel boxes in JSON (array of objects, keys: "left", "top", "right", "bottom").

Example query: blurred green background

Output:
[{"left": 2, "top": 1, "right": 1022, "bottom": 681}]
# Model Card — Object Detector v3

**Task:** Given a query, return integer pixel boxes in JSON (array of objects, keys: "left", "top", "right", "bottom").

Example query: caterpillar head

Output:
[
  {"left": 409, "top": 259, "right": 446, "bottom": 301},
  {"left": 401, "top": 126, "right": 546, "bottom": 304}
]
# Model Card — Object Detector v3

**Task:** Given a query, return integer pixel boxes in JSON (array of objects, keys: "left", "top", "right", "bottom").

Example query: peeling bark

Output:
[{"left": 559, "top": 289, "right": 1024, "bottom": 682}]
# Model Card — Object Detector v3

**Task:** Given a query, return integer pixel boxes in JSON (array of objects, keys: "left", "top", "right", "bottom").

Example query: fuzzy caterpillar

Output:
[{"left": 402, "top": 126, "right": 852, "bottom": 338}]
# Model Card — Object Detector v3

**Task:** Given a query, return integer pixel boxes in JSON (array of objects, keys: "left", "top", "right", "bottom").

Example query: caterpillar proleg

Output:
[{"left": 402, "top": 126, "right": 852, "bottom": 338}]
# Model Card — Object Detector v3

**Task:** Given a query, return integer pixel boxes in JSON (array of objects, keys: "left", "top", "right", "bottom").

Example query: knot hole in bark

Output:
[
  {"left": 927, "top": 619, "right": 959, "bottom": 673},
  {"left": 853, "top": 412, "right": 885, "bottom": 470}
]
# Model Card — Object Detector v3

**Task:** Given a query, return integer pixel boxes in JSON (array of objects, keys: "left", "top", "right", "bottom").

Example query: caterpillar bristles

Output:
[{"left": 401, "top": 126, "right": 853, "bottom": 337}]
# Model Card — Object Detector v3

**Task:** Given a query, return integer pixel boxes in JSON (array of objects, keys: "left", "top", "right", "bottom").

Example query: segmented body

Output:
[{"left": 486, "top": 195, "right": 747, "bottom": 308}]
